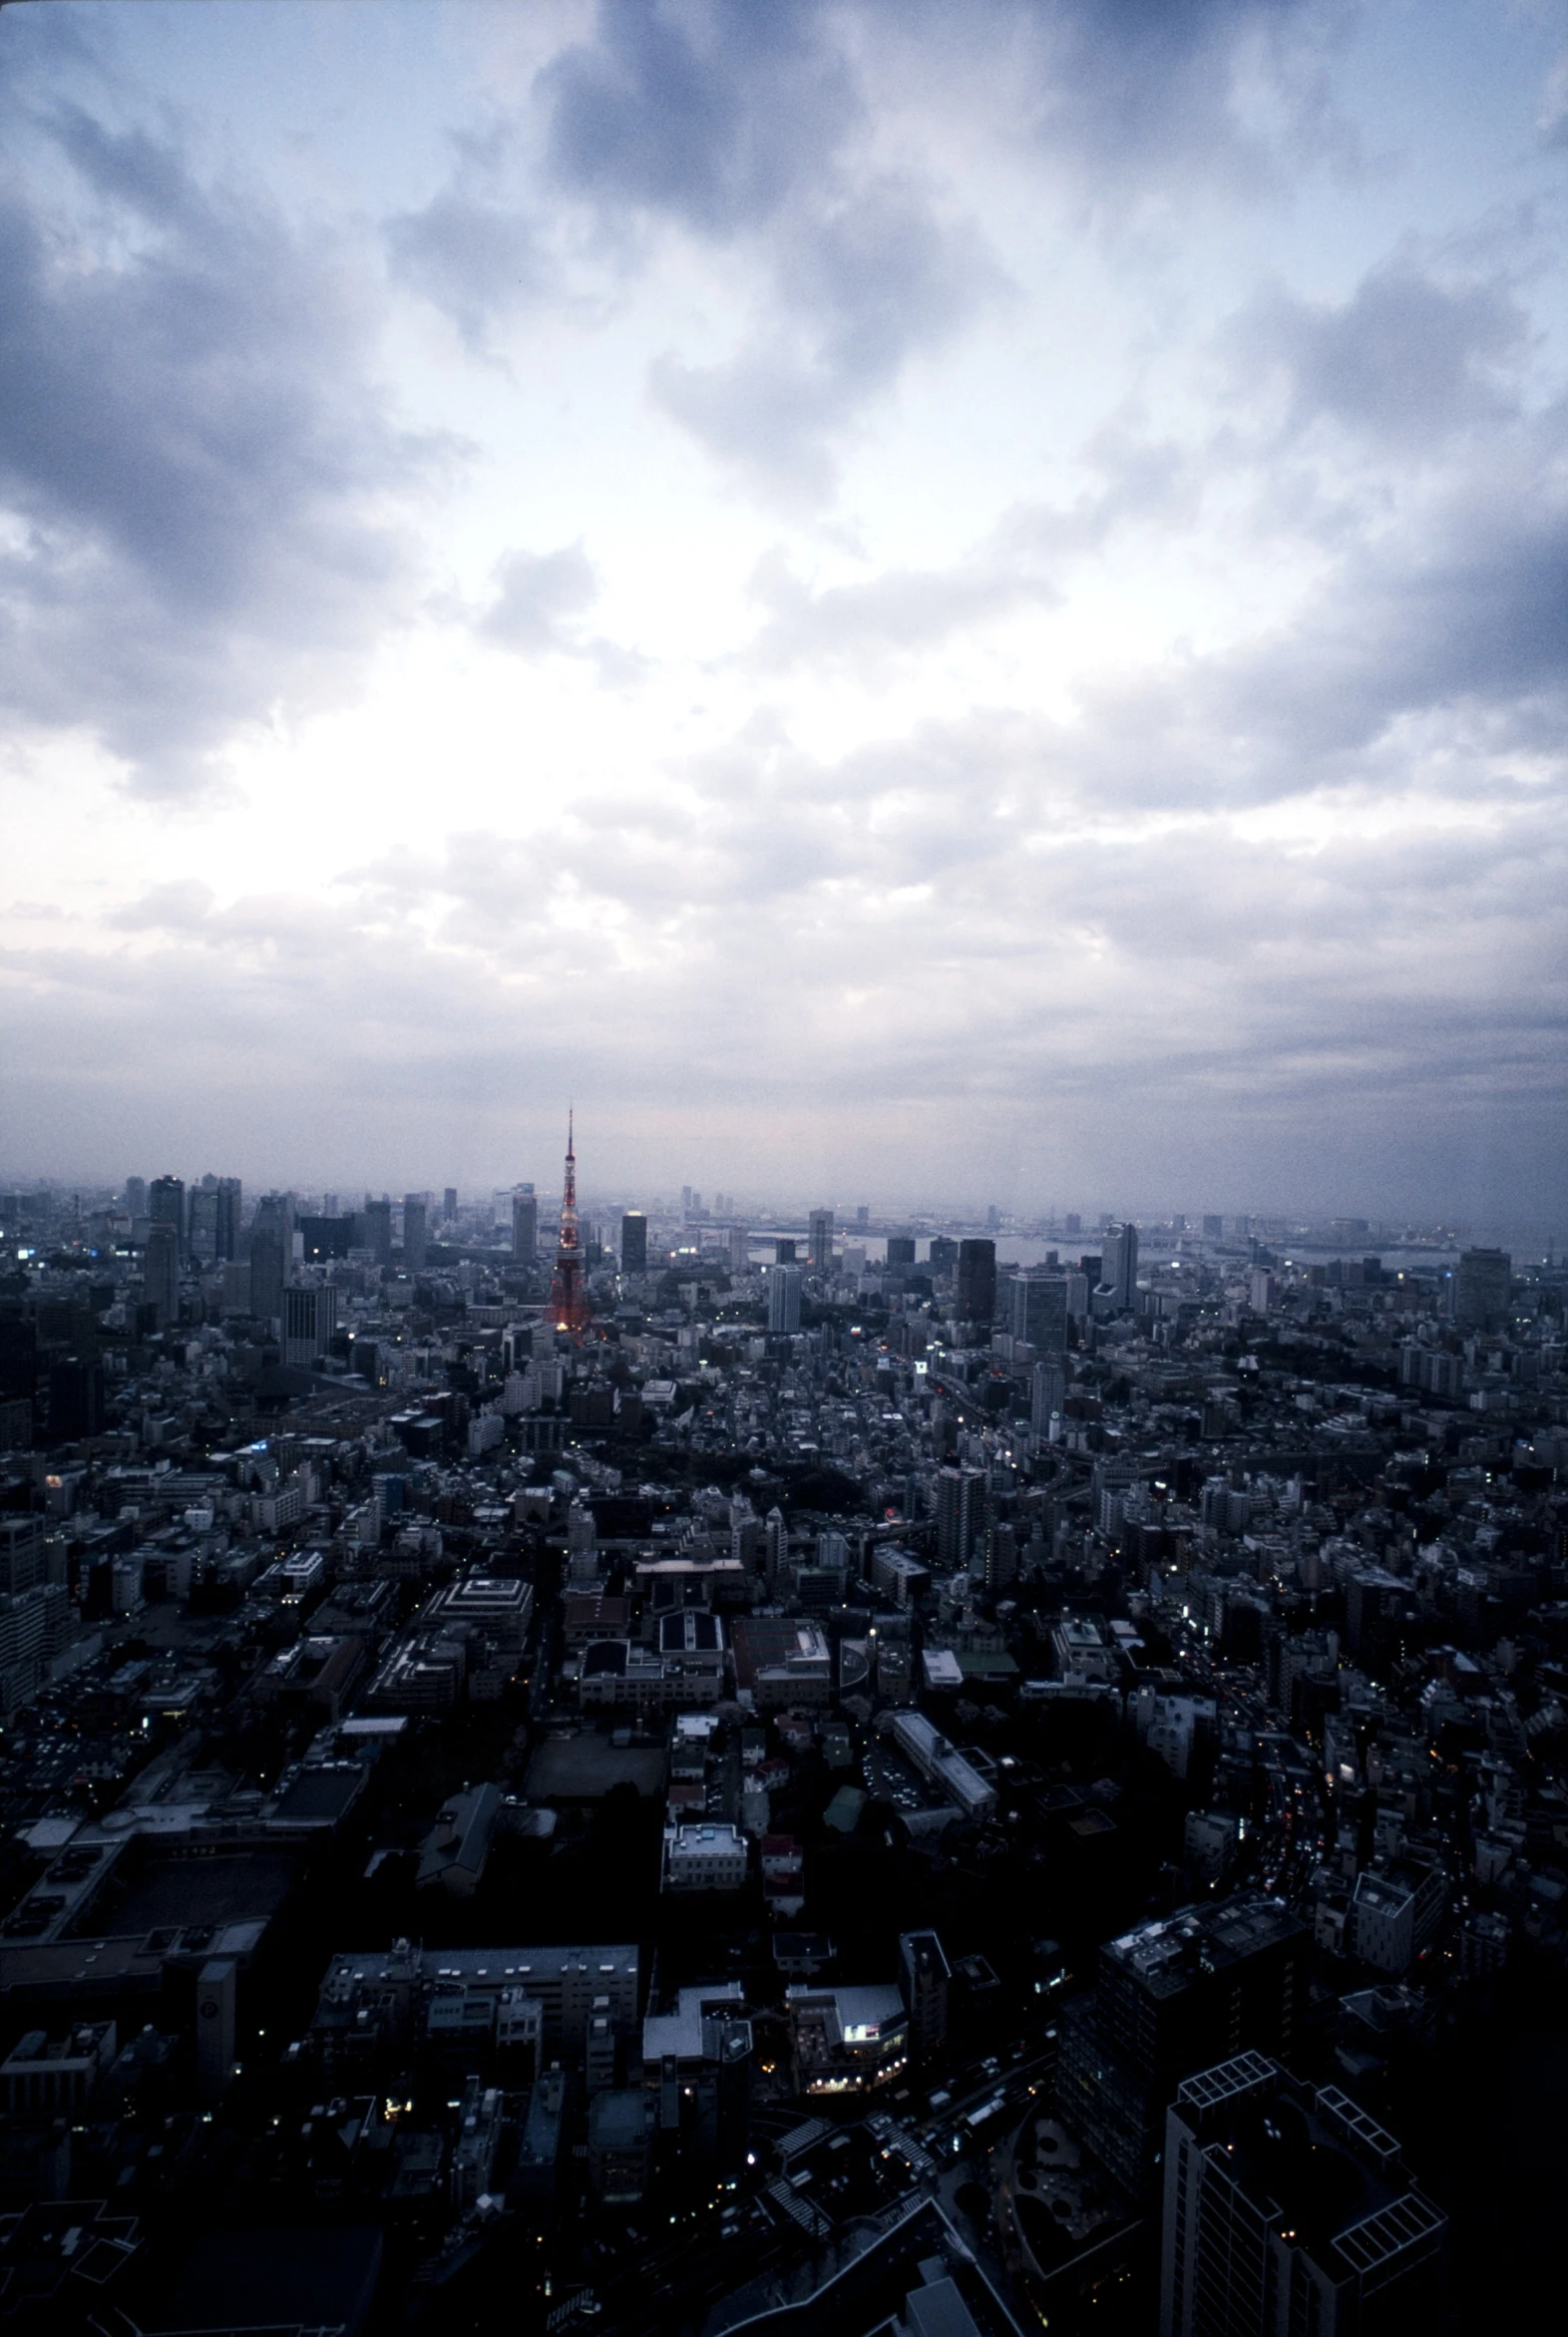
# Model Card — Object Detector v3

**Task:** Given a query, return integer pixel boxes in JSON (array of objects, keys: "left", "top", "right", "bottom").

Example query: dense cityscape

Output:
[{"left": 0, "top": 1129, "right": 1563, "bottom": 2336}]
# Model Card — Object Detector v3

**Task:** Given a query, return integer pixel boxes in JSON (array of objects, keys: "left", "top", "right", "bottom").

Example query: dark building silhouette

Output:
[
  {"left": 1009, "top": 1271, "right": 1067, "bottom": 1353},
  {"left": 935, "top": 1465, "right": 986, "bottom": 1572},
  {"left": 143, "top": 1220, "right": 181, "bottom": 1330},
  {"left": 150, "top": 1175, "right": 186, "bottom": 1265},
  {"left": 898, "top": 1930, "right": 951, "bottom": 2064},
  {"left": 956, "top": 1237, "right": 995, "bottom": 1325},
  {"left": 360, "top": 1198, "right": 392, "bottom": 1267},
  {"left": 1057, "top": 1896, "right": 1308, "bottom": 2199},
  {"left": 1160, "top": 2055, "right": 1445, "bottom": 2337},
  {"left": 620, "top": 1211, "right": 648, "bottom": 1275}
]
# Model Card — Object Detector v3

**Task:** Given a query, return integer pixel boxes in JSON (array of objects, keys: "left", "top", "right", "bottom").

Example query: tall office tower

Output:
[
  {"left": 1453, "top": 1246, "right": 1511, "bottom": 1331},
  {"left": 443, "top": 1186, "right": 458, "bottom": 1222},
  {"left": 214, "top": 1177, "right": 241, "bottom": 1261},
  {"left": 402, "top": 1195, "right": 428, "bottom": 1273},
  {"left": 955, "top": 1238, "right": 996, "bottom": 1326},
  {"left": 1030, "top": 1359, "right": 1067, "bottom": 1436},
  {"left": 764, "top": 1506, "right": 788, "bottom": 1594},
  {"left": 1062, "top": 1211, "right": 1081, "bottom": 1237},
  {"left": 980, "top": 1519, "right": 1017, "bottom": 1591},
  {"left": 681, "top": 1185, "right": 693, "bottom": 1217},
  {"left": 1056, "top": 1896, "right": 1308, "bottom": 2200},
  {"left": 935, "top": 1464, "right": 986, "bottom": 1571},
  {"left": 150, "top": 1175, "right": 186, "bottom": 1265},
  {"left": 855, "top": 1204, "right": 869, "bottom": 1229},
  {"left": 1102, "top": 1220, "right": 1140, "bottom": 1310},
  {"left": 620, "top": 1211, "right": 648, "bottom": 1275},
  {"left": 774, "top": 1237, "right": 797, "bottom": 1265},
  {"left": 125, "top": 1176, "right": 149, "bottom": 1222},
  {"left": 1201, "top": 1215, "right": 1223, "bottom": 1240},
  {"left": 358, "top": 1197, "right": 391, "bottom": 1267},
  {"left": 1160, "top": 2056, "right": 1445, "bottom": 2337},
  {"left": 281, "top": 1285, "right": 338, "bottom": 1369},
  {"left": 143, "top": 1220, "right": 181, "bottom": 1330},
  {"left": 898, "top": 1930, "right": 952, "bottom": 2064},
  {"left": 885, "top": 1234, "right": 916, "bottom": 1270},
  {"left": 766, "top": 1265, "right": 801, "bottom": 1335},
  {"left": 248, "top": 1195, "right": 290, "bottom": 1327},
  {"left": 928, "top": 1235, "right": 958, "bottom": 1274},
  {"left": 1008, "top": 1271, "right": 1067, "bottom": 1354},
  {"left": 728, "top": 1222, "right": 748, "bottom": 1274},
  {"left": 189, "top": 1179, "right": 220, "bottom": 1266},
  {"left": 808, "top": 1208, "right": 834, "bottom": 1274},
  {"left": 549, "top": 1115, "right": 590, "bottom": 1339},
  {"left": 512, "top": 1183, "right": 538, "bottom": 1266}
]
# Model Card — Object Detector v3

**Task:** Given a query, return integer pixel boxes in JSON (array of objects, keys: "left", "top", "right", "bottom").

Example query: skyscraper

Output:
[
  {"left": 620, "top": 1211, "right": 648, "bottom": 1275},
  {"left": 403, "top": 1194, "right": 428, "bottom": 1273},
  {"left": 935, "top": 1465, "right": 986, "bottom": 1571},
  {"left": 281, "top": 1285, "right": 338, "bottom": 1370},
  {"left": 443, "top": 1187, "right": 458, "bottom": 1222},
  {"left": 766, "top": 1266, "right": 801, "bottom": 1335},
  {"left": 955, "top": 1238, "right": 996, "bottom": 1326},
  {"left": 1102, "top": 1221, "right": 1140, "bottom": 1311},
  {"left": 513, "top": 1184, "right": 538, "bottom": 1267},
  {"left": 727, "top": 1222, "right": 748, "bottom": 1274},
  {"left": 143, "top": 1220, "right": 180, "bottom": 1330},
  {"left": 189, "top": 1179, "right": 220, "bottom": 1267},
  {"left": 1030, "top": 1359, "right": 1066, "bottom": 1436},
  {"left": 150, "top": 1175, "right": 186, "bottom": 1266},
  {"left": 898, "top": 1931, "right": 951, "bottom": 2064},
  {"left": 125, "top": 1176, "right": 148, "bottom": 1223},
  {"left": 248, "top": 1195, "right": 290, "bottom": 1327},
  {"left": 1008, "top": 1271, "right": 1067, "bottom": 1354},
  {"left": 1160, "top": 2056, "right": 1445, "bottom": 2337},
  {"left": 808, "top": 1208, "right": 835, "bottom": 1274},
  {"left": 885, "top": 1234, "right": 916, "bottom": 1270},
  {"left": 1453, "top": 1246, "right": 1511, "bottom": 1331},
  {"left": 361, "top": 1197, "right": 392, "bottom": 1267},
  {"left": 214, "top": 1176, "right": 241, "bottom": 1261},
  {"left": 549, "top": 1115, "right": 589, "bottom": 1339}
]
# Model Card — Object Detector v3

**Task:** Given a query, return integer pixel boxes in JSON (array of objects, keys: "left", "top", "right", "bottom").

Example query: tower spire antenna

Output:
[{"left": 550, "top": 1108, "right": 589, "bottom": 1341}]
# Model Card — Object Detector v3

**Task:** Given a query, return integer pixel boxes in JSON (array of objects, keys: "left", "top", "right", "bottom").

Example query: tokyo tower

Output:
[{"left": 549, "top": 1111, "right": 590, "bottom": 1340}]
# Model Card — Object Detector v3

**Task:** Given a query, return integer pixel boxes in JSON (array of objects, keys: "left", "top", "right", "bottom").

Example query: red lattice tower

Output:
[{"left": 549, "top": 1111, "right": 590, "bottom": 1340}]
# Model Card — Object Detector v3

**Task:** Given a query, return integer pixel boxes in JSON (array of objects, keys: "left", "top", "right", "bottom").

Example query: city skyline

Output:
[{"left": 1, "top": 2, "right": 1563, "bottom": 1219}]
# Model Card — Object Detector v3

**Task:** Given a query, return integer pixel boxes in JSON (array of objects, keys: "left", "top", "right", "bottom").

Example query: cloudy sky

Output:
[{"left": 1, "top": 1, "right": 1563, "bottom": 1220}]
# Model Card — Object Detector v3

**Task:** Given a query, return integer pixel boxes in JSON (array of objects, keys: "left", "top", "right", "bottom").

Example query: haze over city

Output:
[{"left": 1, "top": 0, "right": 1564, "bottom": 1217}]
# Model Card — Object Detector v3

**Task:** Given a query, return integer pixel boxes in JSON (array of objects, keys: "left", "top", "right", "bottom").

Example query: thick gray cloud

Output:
[
  {"left": 540, "top": 0, "right": 860, "bottom": 236},
  {"left": 0, "top": 95, "right": 434, "bottom": 795},
  {"left": 1004, "top": 0, "right": 1341, "bottom": 185},
  {"left": 1231, "top": 260, "right": 1532, "bottom": 444},
  {"left": 386, "top": 191, "right": 549, "bottom": 349},
  {"left": 650, "top": 175, "right": 1001, "bottom": 495}
]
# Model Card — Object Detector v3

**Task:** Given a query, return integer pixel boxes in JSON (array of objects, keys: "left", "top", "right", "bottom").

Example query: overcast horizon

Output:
[{"left": 2, "top": 1, "right": 1564, "bottom": 1221}]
